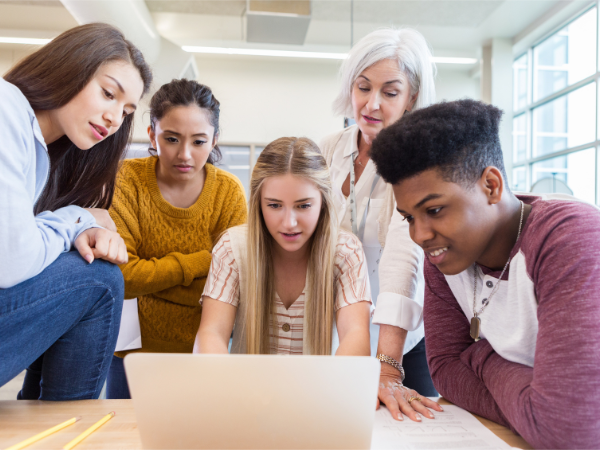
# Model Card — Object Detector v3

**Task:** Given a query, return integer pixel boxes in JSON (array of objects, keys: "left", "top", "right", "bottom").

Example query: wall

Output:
[
  {"left": 436, "top": 67, "right": 480, "bottom": 103},
  {"left": 141, "top": 55, "right": 482, "bottom": 146},
  {"left": 191, "top": 55, "right": 343, "bottom": 146},
  {"left": 1, "top": 49, "right": 481, "bottom": 145},
  {"left": 0, "top": 48, "right": 30, "bottom": 77}
]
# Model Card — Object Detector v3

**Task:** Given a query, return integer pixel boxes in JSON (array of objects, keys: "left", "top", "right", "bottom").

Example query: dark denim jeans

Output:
[
  {"left": 402, "top": 338, "right": 438, "bottom": 397},
  {"left": 0, "top": 251, "right": 124, "bottom": 400},
  {"left": 106, "top": 355, "right": 131, "bottom": 399}
]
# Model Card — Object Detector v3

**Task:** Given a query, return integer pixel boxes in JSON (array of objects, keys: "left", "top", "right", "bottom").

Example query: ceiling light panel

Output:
[
  {"left": 182, "top": 46, "right": 477, "bottom": 64},
  {"left": 182, "top": 46, "right": 347, "bottom": 59},
  {"left": 0, "top": 37, "right": 51, "bottom": 45}
]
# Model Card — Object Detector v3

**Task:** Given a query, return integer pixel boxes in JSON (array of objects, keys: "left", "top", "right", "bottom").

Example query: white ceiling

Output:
[
  {"left": 144, "top": 0, "right": 504, "bottom": 26},
  {"left": 150, "top": 0, "right": 589, "bottom": 56},
  {"left": 0, "top": 1, "right": 76, "bottom": 32},
  {"left": 0, "top": 0, "right": 593, "bottom": 57},
  {"left": 310, "top": 1, "right": 504, "bottom": 27},
  {"left": 145, "top": 0, "right": 246, "bottom": 15}
]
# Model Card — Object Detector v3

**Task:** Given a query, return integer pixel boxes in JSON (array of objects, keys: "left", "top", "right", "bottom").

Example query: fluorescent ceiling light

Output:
[
  {"left": 183, "top": 46, "right": 477, "bottom": 64},
  {"left": 183, "top": 46, "right": 346, "bottom": 59},
  {"left": 0, "top": 37, "right": 51, "bottom": 45}
]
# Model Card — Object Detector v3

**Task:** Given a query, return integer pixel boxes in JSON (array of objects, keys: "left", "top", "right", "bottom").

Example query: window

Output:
[
  {"left": 532, "top": 83, "right": 596, "bottom": 157},
  {"left": 125, "top": 142, "right": 265, "bottom": 200},
  {"left": 513, "top": 6, "right": 599, "bottom": 205},
  {"left": 512, "top": 166, "right": 528, "bottom": 192},
  {"left": 533, "top": 9, "right": 596, "bottom": 101},
  {"left": 513, "top": 114, "right": 527, "bottom": 162},
  {"left": 220, "top": 145, "right": 251, "bottom": 197},
  {"left": 125, "top": 142, "right": 151, "bottom": 159},
  {"left": 531, "top": 148, "right": 596, "bottom": 204},
  {"left": 219, "top": 144, "right": 266, "bottom": 198},
  {"left": 513, "top": 54, "right": 529, "bottom": 111}
]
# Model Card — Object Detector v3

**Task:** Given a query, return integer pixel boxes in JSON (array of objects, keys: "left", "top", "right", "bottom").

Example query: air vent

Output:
[{"left": 246, "top": 0, "right": 311, "bottom": 45}]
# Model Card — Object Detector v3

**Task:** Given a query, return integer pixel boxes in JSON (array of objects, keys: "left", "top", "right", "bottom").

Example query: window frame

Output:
[{"left": 512, "top": 4, "right": 600, "bottom": 205}]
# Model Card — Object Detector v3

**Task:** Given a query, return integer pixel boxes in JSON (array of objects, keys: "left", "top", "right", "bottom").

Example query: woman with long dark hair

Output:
[
  {"left": 105, "top": 79, "right": 247, "bottom": 399},
  {"left": 0, "top": 23, "right": 152, "bottom": 400}
]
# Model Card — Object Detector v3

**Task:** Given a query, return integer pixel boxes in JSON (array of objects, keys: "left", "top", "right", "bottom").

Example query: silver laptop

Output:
[{"left": 124, "top": 353, "right": 380, "bottom": 449}]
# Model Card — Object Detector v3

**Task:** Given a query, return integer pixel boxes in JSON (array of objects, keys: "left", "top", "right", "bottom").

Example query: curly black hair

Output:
[{"left": 370, "top": 99, "right": 506, "bottom": 187}]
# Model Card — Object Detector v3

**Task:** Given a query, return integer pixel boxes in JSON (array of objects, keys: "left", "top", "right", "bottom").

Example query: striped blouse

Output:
[{"left": 202, "top": 229, "right": 372, "bottom": 355}]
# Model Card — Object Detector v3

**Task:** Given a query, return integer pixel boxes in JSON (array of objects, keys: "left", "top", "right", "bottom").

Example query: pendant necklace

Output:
[{"left": 470, "top": 200, "right": 525, "bottom": 341}]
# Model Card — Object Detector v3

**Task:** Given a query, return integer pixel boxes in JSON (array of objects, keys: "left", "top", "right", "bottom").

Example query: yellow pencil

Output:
[
  {"left": 62, "top": 411, "right": 115, "bottom": 450},
  {"left": 5, "top": 416, "right": 81, "bottom": 450}
]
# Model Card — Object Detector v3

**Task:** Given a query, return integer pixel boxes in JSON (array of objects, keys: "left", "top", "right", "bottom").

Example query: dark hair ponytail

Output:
[
  {"left": 149, "top": 79, "right": 222, "bottom": 165},
  {"left": 4, "top": 23, "right": 152, "bottom": 214}
]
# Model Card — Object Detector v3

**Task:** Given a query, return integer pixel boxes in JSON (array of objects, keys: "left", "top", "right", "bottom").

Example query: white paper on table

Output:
[
  {"left": 115, "top": 298, "right": 142, "bottom": 351},
  {"left": 371, "top": 405, "right": 513, "bottom": 450}
]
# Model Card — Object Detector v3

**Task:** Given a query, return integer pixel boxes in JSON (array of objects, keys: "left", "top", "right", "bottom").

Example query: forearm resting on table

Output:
[
  {"left": 469, "top": 336, "right": 600, "bottom": 448},
  {"left": 193, "top": 296, "right": 236, "bottom": 354}
]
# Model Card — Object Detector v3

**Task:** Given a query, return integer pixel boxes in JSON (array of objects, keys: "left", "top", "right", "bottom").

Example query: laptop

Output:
[{"left": 124, "top": 353, "right": 380, "bottom": 449}]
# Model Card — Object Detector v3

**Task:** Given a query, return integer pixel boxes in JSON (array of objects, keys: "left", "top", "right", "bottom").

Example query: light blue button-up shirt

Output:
[{"left": 0, "top": 78, "right": 98, "bottom": 289}]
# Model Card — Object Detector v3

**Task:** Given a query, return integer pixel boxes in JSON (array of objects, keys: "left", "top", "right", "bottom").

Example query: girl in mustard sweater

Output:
[{"left": 107, "top": 79, "right": 247, "bottom": 398}]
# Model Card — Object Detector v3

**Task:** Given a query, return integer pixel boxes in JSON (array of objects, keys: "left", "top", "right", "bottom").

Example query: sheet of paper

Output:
[
  {"left": 371, "top": 405, "right": 512, "bottom": 450},
  {"left": 115, "top": 298, "right": 142, "bottom": 352}
]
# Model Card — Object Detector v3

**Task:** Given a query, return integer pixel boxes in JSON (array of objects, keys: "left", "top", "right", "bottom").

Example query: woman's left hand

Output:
[
  {"left": 74, "top": 227, "right": 128, "bottom": 265},
  {"left": 377, "top": 369, "right": 443, "bottom": 422}
]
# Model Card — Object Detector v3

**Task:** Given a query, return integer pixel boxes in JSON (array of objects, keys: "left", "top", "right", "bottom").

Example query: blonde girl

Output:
[{"left": 195, "top": 137, "right": 371, "bottom": 355}]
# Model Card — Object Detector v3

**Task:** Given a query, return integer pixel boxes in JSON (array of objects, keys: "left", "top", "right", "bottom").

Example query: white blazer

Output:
[{"left": 320, "top": 125, "right": 425, "bottom": 355}]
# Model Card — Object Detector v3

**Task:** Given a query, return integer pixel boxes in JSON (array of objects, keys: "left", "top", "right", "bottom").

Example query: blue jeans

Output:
[
  {"left": 402, "top": 338, "right": 438, "bottom": 397},
  {"left": 106, "top": 355, "right": 131, "bottom": 399},
  {"left": 0, "top": 251, "right": 124, "bottom": 400}
]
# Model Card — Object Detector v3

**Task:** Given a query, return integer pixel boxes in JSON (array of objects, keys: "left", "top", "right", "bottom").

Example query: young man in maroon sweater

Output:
[{"left": 370, "top": 99, "right": 600, "bottom": 449}]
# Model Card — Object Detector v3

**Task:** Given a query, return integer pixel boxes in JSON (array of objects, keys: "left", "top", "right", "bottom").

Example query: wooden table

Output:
[
  {"left": 0, "top": 399, "right": 532, "bottom": 449},
  {"left": 437, "top": 399, "right": 533, "bottom": 450}
]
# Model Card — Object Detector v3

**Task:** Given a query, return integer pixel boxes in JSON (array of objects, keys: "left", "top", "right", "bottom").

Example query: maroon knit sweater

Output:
[{"left": 423, "top": 196, "right": 600, "bottom": 449}]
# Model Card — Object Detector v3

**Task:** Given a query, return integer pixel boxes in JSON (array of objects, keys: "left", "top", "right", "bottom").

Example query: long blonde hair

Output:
[{"left": 245, "top": 137, "right": 338, "bottom": 355}]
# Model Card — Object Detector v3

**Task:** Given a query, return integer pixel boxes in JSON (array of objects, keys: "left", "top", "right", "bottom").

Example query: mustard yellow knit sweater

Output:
[{"left": 110, "top": 157, "right": 247, "bottom": 356}]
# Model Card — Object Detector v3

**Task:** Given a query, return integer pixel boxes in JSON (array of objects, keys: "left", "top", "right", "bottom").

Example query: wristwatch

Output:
[{"left": 376, "top": 354, "right": 405, "bottom": 382}]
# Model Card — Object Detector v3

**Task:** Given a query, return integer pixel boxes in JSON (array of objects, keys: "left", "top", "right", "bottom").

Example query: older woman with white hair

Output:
[{"left": 320, "top": 28, "right": 442, "bottom": 422}]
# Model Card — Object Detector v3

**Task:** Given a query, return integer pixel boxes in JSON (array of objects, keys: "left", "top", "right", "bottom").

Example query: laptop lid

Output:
[{"left": 124, "top": 353, "right": 380, "bottom": 449}]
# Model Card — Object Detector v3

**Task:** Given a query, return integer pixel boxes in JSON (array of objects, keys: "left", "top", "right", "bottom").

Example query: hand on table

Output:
[
  {"left": 74, "top": 228, "right": 128, "bottom": 265},
  {"left": 377, "top": 366, "right": 443, "bottom": 422},
  {"left": 84, "top": 208, "right": 117, "bottom": 232}
]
